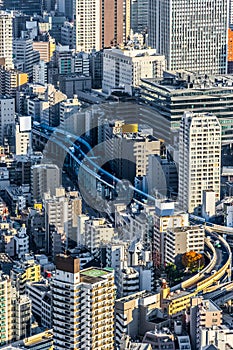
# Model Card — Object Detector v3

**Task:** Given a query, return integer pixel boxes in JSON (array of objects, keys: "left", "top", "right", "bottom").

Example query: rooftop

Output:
[
  {"left": 141, "top": 70, "right": 233, "bottom": 94},
  {"left": 81, "top": 268, "right": 110, "bottom": 278}
]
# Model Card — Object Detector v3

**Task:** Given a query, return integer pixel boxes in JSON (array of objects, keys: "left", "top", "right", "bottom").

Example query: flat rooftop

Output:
[{"left": 81, "top": 268, "right": 109, "bottom": 278}]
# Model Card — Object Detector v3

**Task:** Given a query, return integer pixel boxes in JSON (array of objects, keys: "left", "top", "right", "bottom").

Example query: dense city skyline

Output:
[{"left": 0, "top": 1, "right": 232, "bottom": 349}]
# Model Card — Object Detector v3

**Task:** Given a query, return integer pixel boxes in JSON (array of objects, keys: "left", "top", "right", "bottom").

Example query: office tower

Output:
[
  {"left": 230, "top": 0, "right": 233, "bottom": 27},
  {"left": 57, "top": 0, "right": 74, "bottom": 21},
  {"left": 148, "top": 0, "right": 228, "bottom": 74},
  {"left": 0, "top": 96, "right": 15, "bottom": 146},
  {"left": 44, "top": 187, "right": 82, "bottom": 250},
  {"left": 179, "top": 112, "right": 221, "bottom": 214},
  {"left": 13, "top": 37, "right": 40, "bottom": 79},
  {"left": 32, "top": 36, "right": 56, "bottom": 63},
  {"left": 101, "top": 0, "right": 130, "bottom": 48},
  {"left": 0, "top": 12, "right": 13, "bottom": 69},
  {"left": 0, "top": 0, "right": 41, "bottom": 15},
  {"left": 61, "top": 22, "right": 74, "bottom": 48},
  {"left": 89, "top": 50, "right": 103, "bottom": 89},
  {"left": 131, "top": 0, "right": 149, "bottom": 33},
  {"left": 74, "top": 0, "right": 130, "bottom": 52},
  {"left": 52, "top": 255, "right": 115, "bottom": 349},
  {"left": 31, "top": 164, "right": 61, "bottom": 201},
  {"left": 190, "top": 297, "right": 222, "bottom": 350},
  {"left": 140, "top": 72, "right": 233, "bottom": 145},
  {"left": 102, "top": 48, "right": 165, "bottom": 95}
]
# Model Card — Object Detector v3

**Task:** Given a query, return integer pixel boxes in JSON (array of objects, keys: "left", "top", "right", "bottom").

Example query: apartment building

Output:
[
  {"left": 179, "top": 112, "right": 221, "bottom": 214},
  {"left": 165, "top": 225, "right": 205, "bottom": 264},
  {"left": 0, "top": 96, "right": 15, "bottom": 146},
  {"left": 31, "top": 163, "right": 61, "bottom": 201},
  {"left": 0, "top": 273, "right": 31, "bottom": 346},
  {"left": 0, "top": 273, "right": 12, "bottom": 346},
  {"left": 52, "top": 255, "right": 115, "bottom": 349},
  {"left": 105, "top": 129, "right": 161, "bottom": 183},
  {"left": 153, "top": 200, "right": 189, "bottom": 266},
  {"left": 115, "top": 291, "right": 160, "bottom": 347},
  {"left": 0, "top": 11, "right": 13, "bottom": 69},
  {"left": 44, "top": 187, "right": 82, "bottom": 250},
  {"left": 190, "top": 297, "right": 222, "bottom": 350},
  {"left": 84, "top": 218, "right": 116, "bottom": 255},
  {"left": 74, "top": 0, "right": 130, "bottom": 52}
]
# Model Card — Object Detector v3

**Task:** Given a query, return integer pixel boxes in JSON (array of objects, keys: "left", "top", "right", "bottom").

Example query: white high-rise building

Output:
[
  {"left": 15, "top": 116, "right": 32, "bottom": 156},
  {"left": 52, "top": 255, "right": 115, "bottom": 349},
  {"left": 0, "top": 96, "right": 15, "bottom": 145},
  {"left": 179, "top": 112, "right": 221, "bottom": 214},
  {"left": 148, "top": 0, "right": 228, "bottom": 74},
  {"left": 0, "top": 11, "right": 13, "bottom": 69},
  {"left": 230, "top": 0, "right": 233, "bottom": 26},
  {"left": 74, "top": 0, "right": 101, "bottom": 52}
]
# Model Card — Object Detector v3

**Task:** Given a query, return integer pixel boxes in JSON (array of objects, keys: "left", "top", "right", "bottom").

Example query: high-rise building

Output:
[
  {"left": 31, "top": 163, "right": 61, "bottom": 201},
  {"left": 0, "top": 273, "right": 12, "bottom": 346},
  {"left": 153, "top": 200, "right": 189, "bottom": 266},
  {"left": 148, "top": 0, "right": 228, "bottom": 74},
  {"left": 0, "top": 11, "right": 13, "bottom": 69},
  {"left": 178, "top": 112, "right": 221, "bottom": 214},
  {"left": 190, "top": 297, "right": 222, "bottom": 350},
  {"left": 0, "top": 96, "right": 15, "bottom": 146},
  {"left": 228, "top": 28, "right": 233, "bottom": 73},
  {"left": 0, "top": 273, "right": 31, "bottom": 346},
  {"left": 32, "top": 36, "right": 56, "bottom": 63},
  {"left": 140, "top": 71, "right": 233, "bottom": 145},
  {"left": 44, "top": 187, "right": 82, "bottom": 250},
  {"left": 52, "top": 255, "right": 115, "bottom": 349},
  {"left": 130, "top": 0, "right": 149, "bottom": 33},
  {"left": 74, "top": 0, "right": 130, "bottom": 52},
  {"left": 115, "top": 291, "right": 160, "bottom": 347},
  {"left": 230, "top": 0, "right": 233, "bottom": 27},
  {"left": 15, "top": 116, "right": 32, "bottom": 156},
  {"left": 13, "top": 37, "right": 40, "bottom": 79},
  {"left": 0, "top": 66, "right": 28, "bottom": 97},
  {"left": 0, "top": 0, "right": 41, "bottom": 15},
  {"left": 84, "top": 218, "right": 116, "bottom": 256}
]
